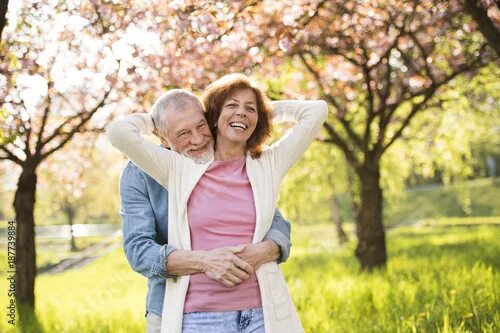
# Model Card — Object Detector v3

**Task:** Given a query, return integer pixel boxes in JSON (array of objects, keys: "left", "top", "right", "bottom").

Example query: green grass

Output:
[
  {"left": 384, "top": 178, "right": 500, "bottom": 226},
  {"left": 0, "top": 222, "right": 498, "bottom": 332},
  {"left": 285, "top": 224, "right": 499, "bottom": 332},
  {"left": 0, "top": 249, "right": 146, "bottom": 333},
  {"left": 413, "top": 216, "right": 500, "bottom": 227}
]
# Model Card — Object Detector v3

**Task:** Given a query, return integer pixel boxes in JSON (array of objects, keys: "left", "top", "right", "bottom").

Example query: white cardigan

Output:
[{"left": 107, "top": 100, "right": 328, "bottom": 333}]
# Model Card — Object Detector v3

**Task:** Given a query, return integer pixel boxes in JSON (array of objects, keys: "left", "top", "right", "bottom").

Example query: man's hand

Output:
[
  {"left": 201, "top": 245, "right": 254, "bottom": 288},
  {"left": 234, "top": 239, "right": 280, "bottom": 271}
]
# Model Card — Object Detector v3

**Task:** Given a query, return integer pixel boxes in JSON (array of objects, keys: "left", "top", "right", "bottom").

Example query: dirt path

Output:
[{"left": 39, "top": 230, "right": 122, "bottom": 274}]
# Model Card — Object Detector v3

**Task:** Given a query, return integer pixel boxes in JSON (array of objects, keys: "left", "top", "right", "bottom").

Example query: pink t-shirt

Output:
[{"left": 183, "top": 156, "right": 261, "bottom": 313}]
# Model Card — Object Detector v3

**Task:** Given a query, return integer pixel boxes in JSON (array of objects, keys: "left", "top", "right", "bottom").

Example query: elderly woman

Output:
[{"left": 107, "top": 74, "right": 327, "bottom": 333}]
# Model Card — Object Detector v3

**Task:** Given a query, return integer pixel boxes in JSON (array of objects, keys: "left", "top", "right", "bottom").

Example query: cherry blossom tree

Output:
[
  {"left": 166, "top": 0, "right": 497, "bottom": 269},
  {"left": 270, "top": 0, "right": 493, "bottom": 269},
  {"left": 0, "top": 0, "right": 264, "bottom": 317},
  {"left": 0, "top": 0, "right": 118, "bottom": 316},
  {"left": 0, "top": 0, "right": 176, "bottom": 317}
]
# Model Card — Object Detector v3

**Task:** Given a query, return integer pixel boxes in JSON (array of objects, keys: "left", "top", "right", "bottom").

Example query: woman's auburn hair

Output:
[{"left": 201, "top": 73, "right": 272, "bottom": 158}]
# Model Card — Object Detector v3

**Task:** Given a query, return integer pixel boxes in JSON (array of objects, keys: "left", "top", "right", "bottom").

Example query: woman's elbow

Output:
[
  {"left": 315, "top": 100, "right": 328, "bottom": 121},
  {"left": 106, "top": 120, "right": 123, "bottom": 147}
]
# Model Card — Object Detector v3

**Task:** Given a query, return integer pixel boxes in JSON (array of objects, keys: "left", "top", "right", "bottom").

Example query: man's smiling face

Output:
[{"left": 165, "top": 100, "right": 214, "bottom": 164}]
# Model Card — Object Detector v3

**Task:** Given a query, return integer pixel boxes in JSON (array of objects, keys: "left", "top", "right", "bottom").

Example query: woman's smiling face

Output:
[{"left": 216, "top": 88, "right": 258, "bottom": 148}]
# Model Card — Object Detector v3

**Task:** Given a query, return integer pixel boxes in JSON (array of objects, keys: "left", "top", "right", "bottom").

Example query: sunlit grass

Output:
[
  {"left": 415, "top": 216, "right": 500, "bottom": 227},
  {"left": 0, "top": 223, "right": 498, "bottom": 332},
  {"left": 384, "top": 178, "right": 500, "bottom": 226},
  {"left": 0, "top": 248, "right": 146, "bottom": 333},
  {"left": 283, "top": 224, "right": 499, "bottom": 332}
]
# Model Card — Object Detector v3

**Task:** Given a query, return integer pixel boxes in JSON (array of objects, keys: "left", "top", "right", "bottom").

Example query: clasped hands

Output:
[{"left": 200, "top": 242, "right": 269, "bottom": 288}]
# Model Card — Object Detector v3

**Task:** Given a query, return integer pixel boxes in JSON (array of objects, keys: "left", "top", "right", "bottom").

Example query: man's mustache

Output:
[{"left": 186, "top": 140, "right": 212, "bottom": 153}]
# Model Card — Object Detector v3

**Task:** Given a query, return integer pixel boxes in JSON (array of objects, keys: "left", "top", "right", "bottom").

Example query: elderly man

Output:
[{"left": 119, "top": 90, "right": 292, "bottom": 333}]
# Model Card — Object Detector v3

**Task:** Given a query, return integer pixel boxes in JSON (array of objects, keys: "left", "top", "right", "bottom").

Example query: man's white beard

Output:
[
  {"left": 179, "top": 140, "right": 214, "bottom": 164},
  {"left": 189, "top": 145, "right": 214, "bottom": 164}
]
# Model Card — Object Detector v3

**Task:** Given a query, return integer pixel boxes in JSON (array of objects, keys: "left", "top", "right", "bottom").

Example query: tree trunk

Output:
[
  {"left": 464, "top": 0, "right": 500, "bottom": 57},
  {"left": 355, "top": 162, "right": 387, "bottom": 270},
  {"left": 0, "top": 0, "right": 8, "bottom": 41},
  {"left": 347, "top": 168, "right": 360, "bottom": 221},
  {"left": 13, "top": 164, "right": 37, "bottom": 313},
  {"left": 64, "top": 203, "right": 78, "bottom": 252},
  {"left": 329, "top": 194, "right": 348, "bottom": 245}
]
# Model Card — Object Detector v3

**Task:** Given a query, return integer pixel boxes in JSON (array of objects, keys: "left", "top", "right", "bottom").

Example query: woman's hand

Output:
[{"left": 201, "top": 246, "right": 255, "bottom": 288}]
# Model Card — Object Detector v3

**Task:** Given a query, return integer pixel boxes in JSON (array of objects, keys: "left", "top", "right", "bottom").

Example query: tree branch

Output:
[
  {"left": 0, "top": 145, "right": 23, "bottom": 165},
  {"left": 377, "top": 61, "right": 393, "bottom": 113},
  {"left": 211, "top": 1, "right": 260, "bottom": 42},
  {"left": 17, "top": 99, "right": 33, "bottom": 159},
  {"left": 298, "top": 52, "right": 366, "bottom": 150},
  {"left": 297, "top": 52, "right": 345, "bottom": 114},
  {"left": 381, "top": 87, "right": 436, "bottom": 155},
  {"left": 323, "top": 121, "right": 360, "bottom": 169},
  {"left": 367, "top": 25, "right": 405, "bottom": 71},
  {"left": 321, "top": 44, "right": 361, "bottom": 67},
  {"left": 381, "top": 43, "right": 488, "bottom": 154},
  {"left": 359, "top": 42, "right": 377, "bottom": 150},
  {"left": 464, "top": 0, "right": 500, "bottom": 56},
  {"left": 34, "top": 81, "right": 53, "bottom": 154},
  {"left": 39, "top": 85, "right": 114, "bottom": 162},
  {"left": 24, "top": 117, "right": 32, "bottom": 158},
  {"left": 38, "top": 59, "right": 121, "bottom": 159},
  {"left": 0, "top": 0, "right": 8, "bottom": 42},
  {"left": 408, "top": 31, "right": 437, "bottom": 82},
  {"left": 395, "top": 45, "right": 420, "bottom": 75},
  {"left": 360, "top": 43, "right": 375, "bottom": 116},
  {"left": 377, "top": 82, "right": 410, "bottom": 146},
  {"left": 299, "top": 0, "right": 328, "bottom": 27}
]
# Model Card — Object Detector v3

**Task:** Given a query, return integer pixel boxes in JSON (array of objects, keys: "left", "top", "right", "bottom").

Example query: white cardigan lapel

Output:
[
  {"left": 246, "top": 155, "right": 265, "bottom": 243},
  {"left": 177, "top": 160, "right": 212, "bottom": 250}
]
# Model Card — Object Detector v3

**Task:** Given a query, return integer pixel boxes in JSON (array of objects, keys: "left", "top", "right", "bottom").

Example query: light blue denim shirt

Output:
[{"left": 120, "top": 160, "right": 292, "bottom": 316}]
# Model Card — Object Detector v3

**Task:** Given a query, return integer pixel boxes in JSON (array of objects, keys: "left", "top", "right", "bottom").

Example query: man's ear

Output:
[
  {"left": 161, "top": 139, "right": 171, "bottom": 149},
  {"left": 153, "top": 129, "right": 170, "bottom": 148},
  {"left": 158, "top": 135, "right": 170, "bottom": 148}
]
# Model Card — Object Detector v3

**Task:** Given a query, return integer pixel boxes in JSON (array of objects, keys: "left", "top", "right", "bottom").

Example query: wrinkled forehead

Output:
[{"left": 165, "top": 100, "right": 206, "bottom": 132}]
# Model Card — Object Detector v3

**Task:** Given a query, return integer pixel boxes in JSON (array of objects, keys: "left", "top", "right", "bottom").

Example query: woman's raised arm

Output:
[
  {"left": 268, "top": 100, "right": 328, "bottom": 178},
  {"left": 107, "top": 113, "right": 177, "bottom": 187}
]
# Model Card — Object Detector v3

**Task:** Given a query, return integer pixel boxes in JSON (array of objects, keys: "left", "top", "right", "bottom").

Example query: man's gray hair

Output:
[{"left": 151, "top": 89, "right": 203, "bottom": 136}]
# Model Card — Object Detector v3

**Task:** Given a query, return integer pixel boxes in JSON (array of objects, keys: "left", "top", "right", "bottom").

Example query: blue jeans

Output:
[{"left": 182, "top": 307, "right": 265, "bottom": 333}]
